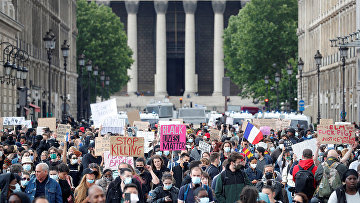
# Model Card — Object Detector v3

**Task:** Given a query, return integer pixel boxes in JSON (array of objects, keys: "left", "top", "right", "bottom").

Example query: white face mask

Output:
[
  {"left": 130, "top": 193, "right": 139, "bottom": 203},
  {"left": 279, "top": 144, "right": 284, "bottom": 149},
  {"left": 250, "top": 163, "right": 257, "bottom": 169}
]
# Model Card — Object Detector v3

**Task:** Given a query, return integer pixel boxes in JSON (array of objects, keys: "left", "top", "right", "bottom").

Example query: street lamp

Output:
[
  {"left": 61, "top": 40, "right": 70, "bottom": 122},
  {"left": 43, "top": 29, "right": 56, "bottom": 117},
  {"left": 93, "top": 65, "right": 98, "bottom": 103},
  {"left": 339, "top": 46, "right": 348, "bottom": 122},
  {"left": 264, "top": 75, "right": 269, "bottom": 111},
  {"left": 298, "top": 58, "right": 304, "bottom": 114},
  {"left": 314, "top": 50, "right": 322, "bottom": 124},
  {"left": 78, "top": 53, "right": 85, "bottom": 120},
  {"left": 275, "top": 71, "right": 280, "bottom": 111},
  {"left": 100, "top": 71, "right": 105, "bottom": 101},
  {"left": 86, "top": 60, "right": 92, "bottom": 120},
  {"left": 287, "top": 64, "right": 293, "bottom": 112}
]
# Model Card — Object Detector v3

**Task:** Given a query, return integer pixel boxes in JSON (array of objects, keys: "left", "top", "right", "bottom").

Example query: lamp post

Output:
[
  {"left": 264, "top": 75, "right": 269, "bottom": 111},
  {"left": 339, "top": 46, "right": 348, "bottom": 122},
  {"left": 61, "top": 40, "right": 70, "bottom": 123},
  {"left": 287, "top": 64, "right": 293, "bottom": 112},
  {"left": 275, "top": 72, "right": 280, "bottom": 111},
  {"left": 100, "top": 71, "right": 105, "bottom": 101},
  {"left": 43, "top": 29, "right": 56, "bottom": 117},
  {"left": 86, "top": 60, "right": 92, "bottom": 120},
  {"left": 105, "top": 76, "right": 110, "bottom": 99},
  {"left": 78, "top": 54, "right": 85, "bottom": 120},
  {"left": 298, "top": 58, "right": 304, "bottom": 114},
  {"left": 93, "top": 65, "right": 98, "bottom": 103},
  {"left": 314, "top": 50, "right": 322, "bottom": 124}
]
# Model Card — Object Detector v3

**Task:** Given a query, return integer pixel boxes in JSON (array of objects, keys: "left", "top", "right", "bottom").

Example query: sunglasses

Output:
[{"left": 22, "top": 178, "right": 30, "bottom": 181}]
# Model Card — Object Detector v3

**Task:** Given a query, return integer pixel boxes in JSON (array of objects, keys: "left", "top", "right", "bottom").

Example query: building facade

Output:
[
  {"left": 298, "top": 0, "right": 359, "bottom": 123},
  {"left": 0, "top": 0, "right": 78, "bottom": 120},
  {"left": 110, "top": 0, "right": 247, "bottom": 96}
]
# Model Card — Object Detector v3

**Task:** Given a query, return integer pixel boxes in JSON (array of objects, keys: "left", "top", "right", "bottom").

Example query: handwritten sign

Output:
[
  {"left": 291, "top": 138, "right": 318, "bottom": 161},
  {"left": 136, "top": 131, "right": 155, "bottom": 153},
  {"left": 110, "top": 136, "right": 144, "bottom": 157},
  {"left": 56, "top": 124, "right": 71, "bottom": 141},
  {"left": 160, "top": 125, "right": 186, "bottom": 151},
  {"left": 133, "top": 121, "right": 149, "bottom": 131},
  {"left": 101, "top": 118, "right": 125, "bottom": 135},
  {"left": 209, "top": 129, "right": 220, "bottom": 141},
  {"left": 22, "top": 120, "right": 32, "bottom": 129},
  {"left": 317, "top": 125, "right": 355, "bottom": 144},
  {"left": 320, "top": 119, "right": 334, "bottom": 125},
  {"left": 3, "top": 117, "right": 25, "bottom": 126},
  {"left": 90, "top": 99, "right": 118, "bottom": 128},
  {"left": 95, "top": 136, "right": 110, "bottom": 156},
  {"left": 104, "top": 151, "right": 134, "bottom": 170},
  {"left": 127, "top": 110, "right": 140, "bottom": 126},
  {"left": 199, "top": 141, "right": 211, "bottom": 153},
  {"left": 36, "top": 127, "right": 46, "bottom": 135},
  {"left": 280, "top": 120, "right": 291, "bottom": 130},
  {"left": 38, "top": 118, "right": 56, "bottom": 132}
]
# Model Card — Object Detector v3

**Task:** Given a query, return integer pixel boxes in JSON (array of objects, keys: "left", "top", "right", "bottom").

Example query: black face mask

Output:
[
  {"left": 183, "top": 162, "right": 189, "bottom": 168},
  {"left": 265, "top": 172, "right": 273, "bottom": 180},
  {"left": 201, "top": 166, "right": 207, "bottom": 171},
  {"left": 136, "top": 167, "right": 144, "bottom": 172}
]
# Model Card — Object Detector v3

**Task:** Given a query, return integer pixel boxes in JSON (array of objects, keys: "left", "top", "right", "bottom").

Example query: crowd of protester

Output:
[{"left": 1, "top": 116, "right": 360, "bottom": 203}]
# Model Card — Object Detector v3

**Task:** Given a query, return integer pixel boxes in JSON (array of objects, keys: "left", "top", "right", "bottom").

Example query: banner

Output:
[
  {"left": 110, "top": 136, "right": 144, "bottom": 157},
  {"left": 104, "top": 151, "right": 134, "bottom": 170},
  {"left": 38, "top": 118, "right": 56, "bottom": 132},
  {"left": 22, "top": 120, "right": 32, "bottom": 129},
  {"left": 291, "top": 138, "right": 317, "bottom": 161},
  {"left": 160, "top": 125, "right": 186, "bottom": 151},
  {"left": 101, "top": 118, "right": 125, "bottom": 135},
  {"left": 95, "top": 136, "right": 110, "bottom": 156},
  {"left": 3, "top": 117, "right": 25, "bottom": 126},
  {"left": 127, "top": 110, "right": 140, "bottom": 126},
  {"left": 133, "top": 121, "right": 149, "bottom": 131},
  {"left": 136, "top": 131, "right": 155, "bottom": 153},
  {"left": 317, "top": 125, "right": 356, "bottom": 144},
  {"left": 56, "top": 124, "right": 71, "bottom": 142},
  {"left": 199, "top": 141, "right": 211, "bottom": 153},
  {"left": 320, "top": 119, "right": 334, "bottom": 125},
  {"left": 90, "top": 99, "right": 118, "bottom": 127}
]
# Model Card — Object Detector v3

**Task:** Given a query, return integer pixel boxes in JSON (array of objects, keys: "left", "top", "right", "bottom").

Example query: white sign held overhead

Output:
[
  {"left": 136, "top": 131, "right": 155, "bottom": 153},
  {"left": 22, "top": 120, "right": 32, "bottom": 128},
  {"left": 199, "top": 141, "right": 211, "bottom": 153},
  {"left": 3, "top": 117, "right": 25, "bottom": 126},
  {"left": 291, "top": 138, "right": 318, "bottom": 161},
  {"left": 101, "top": 118, "right": 125, "bottom": 135},
  {"left": 90, "top": 99, "right": 117, "bottom": 127}
]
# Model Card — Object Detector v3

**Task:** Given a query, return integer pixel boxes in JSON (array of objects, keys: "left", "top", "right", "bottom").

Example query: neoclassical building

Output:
[
  {"left": 298, "top": 0, "right": 359, "bottom": 122},
  {"left": 0, "top": 0, "right": 78, "bottom": 120},
  {"left": 110, "top": 0, "right": 248, "bottom": 96}
]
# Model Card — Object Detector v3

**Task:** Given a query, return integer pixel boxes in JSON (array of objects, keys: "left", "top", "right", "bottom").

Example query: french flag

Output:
[{"left": 243, "top": 122, "right": 263, "bottom": 144}]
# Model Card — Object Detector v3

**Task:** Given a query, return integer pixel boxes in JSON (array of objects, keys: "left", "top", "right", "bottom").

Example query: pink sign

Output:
[
  {"left": 260, "top": 126, "right": 271, "bottom": 136},
  {"left": 160, "top": 124, "right": 186, "bottom": 151},
  {"left": 104, "top": 151, "right": 134, "bottom": 170}
]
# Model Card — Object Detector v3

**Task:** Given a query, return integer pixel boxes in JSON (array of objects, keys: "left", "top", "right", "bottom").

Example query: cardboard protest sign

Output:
[
  {"left": 95, "top": 136, "right": 110, "bottom": 156},
  {"left": 3, "top": 117, "right": 25, "bottom": 126},
  {"left": 292, "top": 139, "right": 317, "bottom": 161},
  {"left": 317, "top": 125, "right": 356, "bottom": 144},
  {"left": 38, "top": 118, "right": 56, "bottom": 132},
  {"left": 101, "top": 118, "right": 125, "bottom": 135},
  {"left": 22, "top": 120, "right": 32, "bottom": 129},
  {"left": 136, "top": 131, "right": 155, "bottom": 153},
  {"left": 56, "top": 124, "right": 71, "bottom": 142},
  {"left": 127, "top": 110, "right": 140, "bottom": 126},
  {"left": 209, "top": 129, "right": 220, "bottom": 140},
  {"left": 133, "top": 121, "right": 149, "bottom": 131},
  {"left": 199, "top": 141, "right": 211, "bottom": 153},
  {"left": 90, "top": 99, "right": 118, "bottom": 127},
  {"left": 160, "top": 125, "right": 186, "bottom": 151},
  {"left": 320, "top": 119, "right": 334, "bottom": 125},
  {"left": 280, "top": 120, "right": 291, "bottom": 130},
  {"left": 110, "top": 136, "right": 144, "bottom": 157},
  {"left": 226, "top": 117, "right": 234, "bottom": 125},
  {"left": 252, "top": 119, "right": 277, "bottom": 130},
  {"left": 0, "top": 118, "right": 3, "bottom": 129},
  {"left": 104, "top": 151, "right": 134, "bottom": 170}
]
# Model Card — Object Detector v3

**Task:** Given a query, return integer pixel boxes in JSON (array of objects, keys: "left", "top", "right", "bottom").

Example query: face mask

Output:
[
  {"left": 90, "top": 140, "right": 95, "bottom": 144},
  {"left": 270, "top": 136, "right": 274, "bottom": 140},
  {"left": 250, "top": 163, "right": 257, "bottom": 169},
  {"left": 199, "top": 197, "right": 210, "bottom": 203},
  {"left": 295, "top": 132, "right": 299, "bottom": 137},
  {"left": 319, "top": 152, "right": 324, "bottom": 157},
  {"left": 279, "top": 144, "right": 284, "bottom": 149},
  {"left": 164, "top": 184, "right": 172, "bottom": 190},
  {"left": 71, "top": 159, "right": 78, "bottom": 164},
  {"left": 21, "top": 180, "right": 29, "bottom": 187},
  {"left": 254, "top": 153, "right": 259, "bottom": 159},
  {"left": 124, "top": 177, "right": 132, "bottom": 184},
  {"left": 10, "top": 183, "right": 21, "bottom": 192},
  {"left": 104, "top": 177, "right": 113, "bottom": 182},
  {"left": 218, "top": 160, "right": 222, "bottom": 167},
  {"left": 23, "top": 164, "right": 31, "bottom": 171},
  {"left": 286, "top": 156, "right": 292, "bottom": 161},
  {"left": 224, "top": 147, "right": 231, "bottom": 153},
  {"left": 50, "top": 175, "right": 58, "bottom": 181},
  {"left": 30, "top": 155, "right": 34, "bottom": 161},
  {"left": 0, "top": 151, "right": 3, "bottom": 157},
  {"left": 307, "top": 135, "right": 312, "bottom": 139},
  {"left": 191, "top": 177, "right": 201, "bottom": 185},
  {"left": 87, "top": 179, "right": 95, "bottom": 184},
  {"left": 188, "top": 138, "right": 194, "bottom": 143},
  {"left": 203, "top": 136, "right": 208, "bottom": 140},
  {"left": 50, "top": 153, "right": 57, "bottom": 160},
  {"left": 155, "top": 151, "right": 162, "bottom": 156},
  {"left": 130, "top": 193, "right": 139, "bottom": 203},
  {"left": 338, "top": 147, "right": 344, "bottom": 151},
  {"left": 136, "top": 167, "right": 144, "bottom": 172},
  {"left": 164, "top": 151, "right": 170, "bottom": 156},
  {"left": 270, "top": 147, "right": 275, "bottom": 152},
  {"left": 265, "top": 172, "right": 273, "bottom": 180},
  {"left": 183, "top": 162, "right": 189, "bottom": 168}
]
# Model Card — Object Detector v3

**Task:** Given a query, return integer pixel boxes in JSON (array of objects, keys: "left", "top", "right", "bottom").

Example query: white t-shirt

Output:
[{"left": 328, "top": 190, "right": 360, "bottom": 203}]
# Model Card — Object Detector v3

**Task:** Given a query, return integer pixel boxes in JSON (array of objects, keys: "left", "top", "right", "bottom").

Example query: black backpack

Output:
[{"left": 295, "top": 164, "right": 315, "bottom": 198}]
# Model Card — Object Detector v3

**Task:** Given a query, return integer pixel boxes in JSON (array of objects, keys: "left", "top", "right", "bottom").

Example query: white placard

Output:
[
  {"left": 291, "top": 138, "right": 318, "bottom": 160},
  {"left": 101, "top": 118, "right": 125, "bottom": 135},
  {"left": 90, "top": 99, "right": 118, "bottom": 128},
  {"left": 22, "top": 120, "right": 32, "bottom": 128},
  {"left": 3, "top": 117, "right": 25, "bottom": 126},
  {"left": 136, "top": 131, "right": 155, "bottom": 153},
  {"left": 226, "top": 117, "right": 234, "bottom": 125},
  {"left": 104, "top": 151, "right": 134, "bottom": 170},
  {"left": 36, "top": 127, "right": 46, "bottom": 135},
  {"left": 199, "top": 141, "right": 211, "bottom": 153}
]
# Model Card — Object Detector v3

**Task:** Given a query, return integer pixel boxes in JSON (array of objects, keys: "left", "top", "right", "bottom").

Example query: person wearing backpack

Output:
[{"left": 292, "top": 149, "right": 317, "bottom": 200}]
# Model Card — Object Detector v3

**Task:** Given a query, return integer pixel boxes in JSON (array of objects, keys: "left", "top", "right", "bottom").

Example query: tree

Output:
[
  {"left": 224, "top": 0, "right": 298, "bottom": 111},
  {"left": 77, "top": 0, "right": 133, "bottom": 101}
]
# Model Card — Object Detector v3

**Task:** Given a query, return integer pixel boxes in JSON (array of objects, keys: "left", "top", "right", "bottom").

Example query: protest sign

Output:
[
  {"left": 104, "top": 151, "right": 134, "bottom": 170},
  {"left": 110, "top": 136, "right": 144, "bottom": 157},
  {"left": 3, "top": 117, "right": 25, "bottom": 126},
  {"left": 281, "top": 120, "right": 291, "bottom": 130},
  {"left": 127, "top": 110, "right": 140, "bottom": 126},
  {"left": 252, "top": 119, "right": 277, "bottom": 130},
  {"left": 133, "top": 121, "right": 149, "bottom": 131},
  {"left": 292, "top": 138, "right": 317, "bottom": 161},
  {"left": 260, "top": 126, "right": 271, "bottom": 136},
  {"left": 38, "top": 118, "right": 56, "bottom": 132},
  {"left": 320, "top": 119, "right": 334, "bottom": 125},
  {"left": 22, "top": 120, "right": 32, "bottom": 129},
  {"left": 317, "top": 124, "right": 356, "bottom": 144},
  {"left": 90, "top": 99, "right": 118, "bottom": 127},
  {"left": 101, "top": 118, "right": 125, "bottom": 135},
  {"left": 56, "top": 124, "right": 71, "bottom": 142},
  {"left": 199, "top": 141, "right": 211, "bottom": 153},
  {"left": 226, "top": 117, "right": 234, "bottom": 125},
  {"left": 160, "top": 125, "right": 186, "bottom": 151},
  {"left": 95, "top": 136, "right": 110, "bottom": 156},
  {"left": 136, "top": 131, "right": 155, "bottom": 153},
  {"left": 0, "top": 118, "right": 3, "bottom": 129},
  {"left": 36, "top": 127, "right": 46, "bottom": 135},
  {"left": 209, "top": 129, "right": 220, "bottom": 140}
]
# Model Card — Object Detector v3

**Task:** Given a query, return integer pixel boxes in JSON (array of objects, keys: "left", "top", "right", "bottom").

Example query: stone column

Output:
[
  {"left": 125, "top": 1, "right": 139, "bottom": 94},
  {"left": 212, "top": 0, "right": 226, "bottom": 96},
  {"left": 154, "top": 0, "right": 168, "bottom": 96},
  {"left": 183, "top": 0, "right": 197, "bottom": 97}
]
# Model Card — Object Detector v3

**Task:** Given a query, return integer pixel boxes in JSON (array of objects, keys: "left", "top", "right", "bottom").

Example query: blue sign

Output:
[
  {"left": 298, "top": 100, "right": 305, "bottom": 107},
  {"left": 299, "top": 106, "right": 305, "bottom": 112}
]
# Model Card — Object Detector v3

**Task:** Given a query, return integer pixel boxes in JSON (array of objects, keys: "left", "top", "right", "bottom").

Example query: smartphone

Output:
[{"left": 125, "top": 193, "right": 131, "bottom": 201}]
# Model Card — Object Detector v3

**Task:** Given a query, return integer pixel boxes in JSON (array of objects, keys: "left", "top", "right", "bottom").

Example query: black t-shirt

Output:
[
  {"left": 35, "top": 176, "right": 49, "bottom": 198},
  {"left": 140, "top": 171, "right": 152, "bottom": 194}
]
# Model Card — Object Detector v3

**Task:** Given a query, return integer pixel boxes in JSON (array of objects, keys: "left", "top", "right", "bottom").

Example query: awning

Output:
[{"left": 29, "top": 103, "right": 41, "bottom": 113}]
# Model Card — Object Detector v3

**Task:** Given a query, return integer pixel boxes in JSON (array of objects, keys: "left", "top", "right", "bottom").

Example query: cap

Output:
[
  {"left": 22, "top": 157, "right": 33, "bottom": 164},
  {"left": 287, "top": 128, "right": 295, "bottom": 134},
  {"left": 79, "top": 127, "right": 85, "bottom": 133},
  {"left": 83, "top": 168, "right": 99, "bottom": 177}
]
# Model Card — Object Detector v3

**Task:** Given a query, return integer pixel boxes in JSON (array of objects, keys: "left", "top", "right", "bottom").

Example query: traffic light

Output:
[
  {"left": 265, "top": 98, "right": 269, "bottom": 110},
  {"left": 179, "top": 97, "right": 183, "bottom": 104}
]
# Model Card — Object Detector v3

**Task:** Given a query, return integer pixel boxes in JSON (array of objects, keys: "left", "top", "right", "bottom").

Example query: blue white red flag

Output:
[{"left": 243, "top": 122, "right": 263, "bottom": 144}]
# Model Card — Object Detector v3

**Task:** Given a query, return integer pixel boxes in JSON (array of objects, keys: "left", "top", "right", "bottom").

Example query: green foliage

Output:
[
  {"left": 77, "top": 0, "right": 133, "bottom": 100},
  {"left": 224, "top": 0, "right": 298, "bottom": 111}
]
